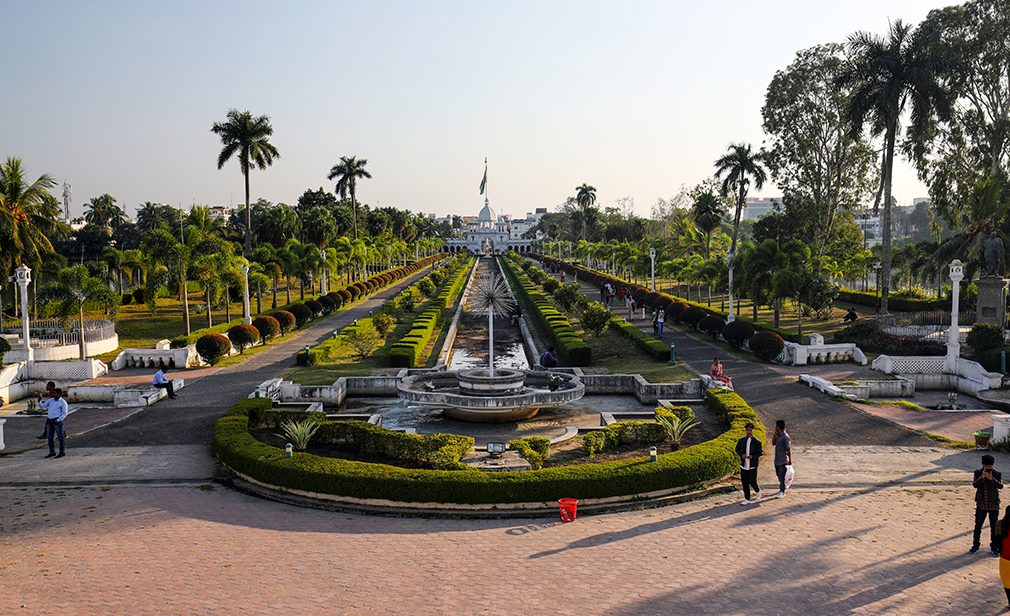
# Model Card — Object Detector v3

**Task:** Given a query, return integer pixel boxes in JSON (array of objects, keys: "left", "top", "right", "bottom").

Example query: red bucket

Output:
[{"left": 558, "top": 498, "right": 579, "bottom": 523}]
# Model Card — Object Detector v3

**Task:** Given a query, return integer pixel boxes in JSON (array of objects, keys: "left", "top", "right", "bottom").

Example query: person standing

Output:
[
  {"left": 974, "top": 454, "right": 1004, "bottom": 554},
  {"left": 36, "top": 381, "right": 57, "bottom": 440},
  {"left": 772, "top": 419, "right": 792, "bottom": 497},
  {"left": 42, "top": 388, "right": 69, "bottom": 459},
  {"left": 735, "top": 422, "right": 763, "bottom": 505},
  {"left": 656, "top": 310, "right": 665, "bottom": 338},
  {"left": 153, "top": 366, "right": 178, "bottom": 399}
]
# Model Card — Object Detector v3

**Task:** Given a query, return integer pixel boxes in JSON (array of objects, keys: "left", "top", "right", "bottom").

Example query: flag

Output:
[{"left": 479, "top": 159, "right": 487, "bottom": 195}]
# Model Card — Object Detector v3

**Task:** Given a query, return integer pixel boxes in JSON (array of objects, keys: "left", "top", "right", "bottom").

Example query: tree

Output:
[
  {"left": 143, "top": 226, "right": 195, "bottom": 333},
  {"left": 574, "top": 183, "right": 598, "bottom": 241},
  {"left": 691, "top": 191, "right": 726, "bottom": 259},
  {"left": 327, "top": 156, "right": 371, "bottom": 239},
  {"left": 84, "top": 194, "right": 125, "bottom": 230},
  {"left": 211, "top": 109, "right": 280, "bottom": 254},
  {"left": 41, "top": 264, "right": 118, "bottom": 359},
  {"left": 714, "top": 143, "right": 766, "bottom": 319},
  {"left": 256, "top": 203, "right": 301, "bottom": 247},
  {"left": 296, "top": 187, "right": 337, "bottom": 213},
  {"left": 0, "top": 157, "right": 68, "bottom": 272},
  {"left": 837, "top": 19, "right": 953, "bottom": 313},
  {"left": 762, "top": 44, "right": 878, "bottom": 261}
]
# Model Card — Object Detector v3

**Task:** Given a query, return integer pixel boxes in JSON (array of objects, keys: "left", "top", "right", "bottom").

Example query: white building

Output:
[
  {"left": 740, "top": 197, "right": 781, "bottom": 221},
  {"left": 444, "top": 200, "right": 536, "bottom": 255}
]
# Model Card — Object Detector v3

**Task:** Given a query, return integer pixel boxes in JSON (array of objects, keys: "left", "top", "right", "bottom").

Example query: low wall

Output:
[
  {"left": 873, "top": 354, "right": 1003, "bottom": 395},
  {"left": 4, "top": 335, "right": 119, "bottom": 363},
  {"left": 783, "top": 340, "right": 867, "bottom": 366}
]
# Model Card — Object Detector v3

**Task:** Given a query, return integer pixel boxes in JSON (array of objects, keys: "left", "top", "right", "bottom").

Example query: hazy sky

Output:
[{"left": 4, "top": 0, "right": 954, "bottom": 220}]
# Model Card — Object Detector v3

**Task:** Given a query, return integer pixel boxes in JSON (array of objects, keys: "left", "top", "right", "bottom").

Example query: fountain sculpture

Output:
[{"left": 397, "top": 267, "right": 584, "bottom": 422}]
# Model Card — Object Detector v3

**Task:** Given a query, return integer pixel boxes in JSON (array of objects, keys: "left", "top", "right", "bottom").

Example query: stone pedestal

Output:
[{"left": 976, "top": 276, "right": 1008, "bottom": 328}]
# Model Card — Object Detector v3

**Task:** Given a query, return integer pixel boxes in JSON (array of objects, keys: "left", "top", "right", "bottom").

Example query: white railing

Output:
[{"left": 780, "top": 334, "right": 867, "bottom": 366}]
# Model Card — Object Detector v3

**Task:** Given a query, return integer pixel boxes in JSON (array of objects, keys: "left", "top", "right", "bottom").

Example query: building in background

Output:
[
  {"left": 444, "top": 200, "right": 536, "bottom": 255},
  {"left": 740, "top": 197, "right": 781, "bottom": 221}
]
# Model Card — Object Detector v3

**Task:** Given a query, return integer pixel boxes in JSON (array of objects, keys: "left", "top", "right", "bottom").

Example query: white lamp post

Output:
[
  {"left": 319, "top": 249, "right": 328, "bottom": 295},
  {"left": 947, "top": 259, "right": 963, "bottom": 372},
  {"left": 241, "top": 264, "right": 252, "bottom": 325},
  {"left": 727, "top": 252, "right": 736, "bottom": 323},
  {"left": 14, "top": 265, "right": 32, "bottom": 364},
  {"left": 649, "top": 247, "right": 656, "bottom": 292}
]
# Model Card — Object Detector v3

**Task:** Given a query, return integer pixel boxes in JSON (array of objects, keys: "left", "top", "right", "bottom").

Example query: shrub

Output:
[
  {"left": 0, "top": 337, "right": 9, "bottom": 363},
  {"left": 272, "top": 310, "right": 296, "bottom": 333},
  {"left": 609, "top": 316, "right": 671, "bottom": 360},
  {"left": 316, "top": 295, "right": 336, "bottom": 313},
  {"left": 833, "top": 320, "right": 945, "bottom": 356},
  {"left": 279, "top": 416, "right": 321, "bottom": 451},
  {"left": 543, "top": 278, "right": 560, "bottom": 294},
  {"left": 978, "top": 346, "right": 1010, "bottom": 373},
  {"left": 581, "top": 302, "right": 613, "bottom": 337},
  {"left": 722, "top": 320, "right": 755, "bottom": 349},
  {"left": 667, "top": 301, "right": 688, "bottom": 322},
  {"left": 656, "top": 412, "right": 699, "bottom": 450},
  {"left": 372, "top": 313, "right": 396, "bottom": 338},
  {"left": 509, "top": 437, "right": 551, "bottom": 470},
  {"left": 749, "top": 331, "right": 785, "bottom": 361},
  {"left": 252, "top": 315, "right": 281, "bottom": 342},
  {"left": 968, "top": 323, "right": 1005, "bottom": 353},
  {"left": 326, "top": 291, "right": 343, "bottom": 309},
  {"left": 417, "top": 278, "right": 436, "bottom": 296},
  {"left": 304, "top": 299, "right": 323, "bottom": 317},
  {"left": 132, "top": 288, "right": 144, "bottom": 304},
  {"left": 196, "top": 333, "right": 232, "bottom": 365},
  {"left": 338, "top": 288, "right": 352, "bottom": 304},
  {"left": 120, "top": 293, "right": 132, "bottom": 306},
  {"left": 697, "top": 315, "right": 726, "bottom": 339},
  {"left": 680, "top": 306, "right": 707, "bottom": 327},
  {"left": 288, "top": 303, "right": 313, "bottom": 327},
  {"left": 227, "top": 324, "right": 260, "bottom": 353},
  {"left": 553, "top": 283, "right": 583, "bottom": 311}
]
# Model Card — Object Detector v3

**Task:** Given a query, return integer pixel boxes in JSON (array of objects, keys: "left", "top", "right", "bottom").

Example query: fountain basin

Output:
[{"left": 397, "top": 369, "right": 585, "bottom": 422}]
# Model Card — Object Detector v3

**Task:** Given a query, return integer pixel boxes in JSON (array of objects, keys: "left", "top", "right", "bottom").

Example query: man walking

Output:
[
  {"left": 41, "top": 388, "right": 69, "bottom": 459},
  {"left": 972, "top": 454, "right": 1003, "bottom": 554},
  {"left": 772, "top": 420, "right": 792, "bottom": 497},
  {"left": 735, "top": 422, "right": 762, "bottom": 505},
  {"left": 153, "top": 366, "right": 178, "bottom": 399}
]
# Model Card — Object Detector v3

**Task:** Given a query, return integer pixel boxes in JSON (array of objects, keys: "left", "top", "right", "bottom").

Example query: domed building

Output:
[{"left": 445, "top": 198, "right": 536, "bottom": 255}]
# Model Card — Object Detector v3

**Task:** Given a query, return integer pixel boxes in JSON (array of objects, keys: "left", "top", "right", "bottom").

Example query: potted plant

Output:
[{"left": 975, "top": 430, "right": 992, "bottom": 450}]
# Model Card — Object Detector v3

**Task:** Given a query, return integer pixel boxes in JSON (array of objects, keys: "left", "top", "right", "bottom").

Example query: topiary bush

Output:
[
  {"left": 304, "top": 299, "right": 323, "bottom": 317},
  {"left": 252, "top": 315, "right": 281, "bottom": 343},
  {"left": 722, "top": 320, "right": 756, "bottom": 349},
  {"left": 272, "top": 310, "right": 296, "bottom": 333},
  {"left": 288, "top": 303, "right": 313, "bottom": 327},
  {"left": 326, "top": 291, "right": 343, "bottom": 310},
  {"left": 697, "top": 315, "right": 726, "bottom": 339},
  {"left": 667, "top": 301, "right": 688, "bottom": 322},
  {"left": 338, "top": 288, "right": 352, "bottom": 305},
  {"left": 417, "top": 278, "right": 436, "bottom": 296},
  {"left": 227, "top": 324, "right": 261, "bottom": 353},
  {"left": 132, "top": 288, "right": 144, "bottom": 304},
  {"left": 196, "top": 333, "right": 232, "bottom": 365},
  {"left": 680, "top": 306, "right": 707, "bottom": 327},
  {"left": 968, "top": 323, "right": 1005, "bottom": 353},
  {"left": 749, "top": 331, "right": 785, "bottom": 361},
  {"left": 316, "top": 295, "right": 336, "bottom": 313},
  {"left": 581, "top": 302, "right": 613, "bottom": 337}
]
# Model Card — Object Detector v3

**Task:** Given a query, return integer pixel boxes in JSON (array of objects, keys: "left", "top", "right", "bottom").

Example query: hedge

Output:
[
  {"left": 609, "top": 315, "right": 671, "bottom": 360},
  {"left": 389, "top": 254, "right": 473, "bottom": 367},
  {"left": 502, "top": 253, "right": 592, "bottom": 366},
  {"left": 213, "top": 389, "right": 765, "bottom": 504},
  {"left": 836, "top": 287, "right": 948, "bottom": 312}
]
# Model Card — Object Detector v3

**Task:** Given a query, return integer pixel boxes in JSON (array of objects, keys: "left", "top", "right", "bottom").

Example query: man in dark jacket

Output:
[
  {"left": 972, "top": 454, "right": 1003, "bottom": 554},
  {"left": 735, "top": 422, "right": 763, "bottom": 505}
]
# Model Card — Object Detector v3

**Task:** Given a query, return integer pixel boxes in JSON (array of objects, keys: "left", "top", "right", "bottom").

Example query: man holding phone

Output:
[{"left": 972, "top": 454, "right": 1003, "bottom": 555}]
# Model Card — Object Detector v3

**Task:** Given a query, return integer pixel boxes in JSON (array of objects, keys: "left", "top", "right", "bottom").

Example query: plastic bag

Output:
[{"left": 784, "top": 464, "right": 795, "bottom": 489}]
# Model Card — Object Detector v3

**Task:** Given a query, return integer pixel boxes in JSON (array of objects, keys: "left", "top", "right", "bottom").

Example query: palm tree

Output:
[
  {"left": 41, "top": 264, "right": 118, "bottom": 359},
  {"left": 837, "top": 19, "right": 953, "bottom": 313},
  {"left": 574, "top": 184, "right": 597, "bottom": 241},
  {"left": 327, "top": 156, "right": 371, "bottom": 240},
  {"left": 0, "top": 157, "right": 68, "bottom": 273},
  {"left": 84, "top": 194, "right": 125, "bottom": 229},
  {"left": 691, "top": 191, "right": 727, "bottom": 259},
  {"left": 143, "top": 227, "right": 194, "bottom": 334},
  {"left": 211, "top": 109, "right": 280, "bottom": 254},
  {"left": 714, "top": 143, "right": 766, "bottom": 321}
]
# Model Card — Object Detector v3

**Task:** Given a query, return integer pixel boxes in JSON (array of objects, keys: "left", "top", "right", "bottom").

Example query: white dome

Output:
[{"left": 478, "top": 202, "right": 496, "bottom": 222}]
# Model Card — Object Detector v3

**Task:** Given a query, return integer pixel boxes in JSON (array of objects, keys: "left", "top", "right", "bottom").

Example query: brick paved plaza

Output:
[{"left": 0, "top": 482, "right": 1001, "bottom": 615}]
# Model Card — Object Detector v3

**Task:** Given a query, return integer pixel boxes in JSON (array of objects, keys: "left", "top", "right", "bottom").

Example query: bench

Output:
[{"left": 113, "top": 379, "right": 186, "bottom": 407}]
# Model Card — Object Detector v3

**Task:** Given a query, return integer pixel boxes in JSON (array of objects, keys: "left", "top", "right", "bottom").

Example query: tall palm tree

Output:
[
  {"left": 714, "top": 143, "right": 766, "bottom": 321},
  {"left": 574, "top": 183, "right": 597, "bottom": 241},
  {"left": 84, "top": 193, "right": 125, "bottom": 229},
  {"left": 691, "top": 191, "right": 727, "bottom": 259},
  {"left": 211, "top": 109, "right": 280, "bottom": 254},
  {"left": 0, "top": 157, "right": 68, "bottom": 273},
  {"left": 41, "top": 264, "right": 118, "bottom": 359},
  {"left": 327, "top": 156, "right": 371, "bottom": 240},
  {"left": 837, "top": 19, "right": 953, "bottom": 313}
]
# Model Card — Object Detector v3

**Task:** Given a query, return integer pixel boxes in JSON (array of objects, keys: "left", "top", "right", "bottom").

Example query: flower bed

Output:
[{"left": 214, "top": 389, "right": 763, "bottom": 505}]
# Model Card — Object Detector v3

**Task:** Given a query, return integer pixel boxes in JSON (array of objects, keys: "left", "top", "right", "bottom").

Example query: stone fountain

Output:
[{"left": 397, "top": 269, "right": 584, "bottom": 422}]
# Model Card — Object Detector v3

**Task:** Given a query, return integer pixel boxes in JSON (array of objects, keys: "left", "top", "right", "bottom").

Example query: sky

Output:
[{"left": 3, "top": 0, "right": 956, "bottom": 220}]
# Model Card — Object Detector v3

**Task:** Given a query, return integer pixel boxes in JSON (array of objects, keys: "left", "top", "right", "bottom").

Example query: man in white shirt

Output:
[
  {"left": 153, "top": 366, "right": 178, "bottom": 399},
  {"left": 734, "top": 422, "right": 763, "bottom": 505},
  {"left": 39, "top": 388, "right": 69, "bottom": 458}
]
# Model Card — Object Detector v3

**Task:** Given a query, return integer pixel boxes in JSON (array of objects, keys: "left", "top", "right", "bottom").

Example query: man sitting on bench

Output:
[{"left": 153, "top": 366, "right": 178, "bottom": 399}]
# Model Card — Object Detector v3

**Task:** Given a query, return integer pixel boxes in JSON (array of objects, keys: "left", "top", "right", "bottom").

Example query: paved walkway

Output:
[
  {"left": 540, "top": 262, "right": 933, "bottom": 447},
  {"left": 1, "top": 480, "right": 1005, "bottom": 615}
]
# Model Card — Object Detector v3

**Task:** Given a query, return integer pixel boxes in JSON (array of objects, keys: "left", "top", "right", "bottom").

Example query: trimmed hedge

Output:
[
  {"left": 609, "top": 314, "right": 671, "bottom": 360},
  {"left": 196, "top": 333, "right": 231, "bottom": 365},
  {"left": 502, "top": 253, "right": 592, "bottom": 366},
  {"left": 227, "top": 323, "right": 260, "bottom": 353},
  {"left": 749, "top": 331, "right": 785, "bottom": 361},
  {"left": 252, "top": 315, "right": 281, "bottom": 342},
  {"left": 213, "top": 389, "right": 765, "bottom": 504},
  {"left": 272, "top": 310, "right": 296, "bottom": 333},
  {"left": 288, "top": 303, "right": 313, "bottom": 326},
  {"left": 389, "top": 255, "right": 473, "bottom": 367},
  {"left": 508, "top": 436, "right": 552, "bottom": 470},
  {"left": 722, "top": 320, "right": 755, "bottom": 349},
  {"left": 836, "top": 287, "right": 948, "bottom": 312},
  {"left": 832, "top": 320, "right": 945, "bottom": 356}
]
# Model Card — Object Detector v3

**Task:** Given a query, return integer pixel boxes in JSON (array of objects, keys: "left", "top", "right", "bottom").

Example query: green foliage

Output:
[
  {"left": 390, "top": 255, "right": 472, "bottom": 367},
  {"left": 968, "top": 323, "right": 1005, "bottom": 353},
  {"left": 345, "top": 327, "right": 382, "bottom": 359},
  {"left": 272, "top": 310, "right": 296, "bottom": 333},
  {"left": 608, "top": 314, "right": 670, "bottom": 360},
  {"left": 279, "top": 416, "right": 321, "bottom": 451},
  {"left": 835, "top": 287, "right": 947, "bottom": 312},
  {"left": 252, "top": 315, "right": 281, "bottom": 342},
  {"left": 582, "top": 420, "right": 668, "bottom": 458},
  {"left": 508, "top": 436, "right": 552, "bottom": 470},
  {"left": 722, "top": 320, "right": 755, "bottom": 348},
  {"left": 314, "top": 420, "right": 473, "bottom": 470},
  {"left": 288, "top": 303, "right": 312, "bottom": 326},
  {"left": 213, "top": 390, "right": 764, "bottom": 504},
  {"left": 749, "top": 331, "right": 785, "bottom": 361},
  {"left": 196, "top": 333, "right": 231, "bottom": 365},
  {"left": 697, "top": 314, "right": 726, "bottom": 339},
  {"left": 372, "top": 312, "right": 396, "bottom": 338},
  {"left": 655, "top": 411, "right": 699, "bottom": 450},
  {"left": 553, "top": 283, "right": 584, "bottom": 311},
  {"left": 581, "top": 302, "right": 613, "bottom": 337},
  {"left": 227, "top": 323, "right": 260, "bottom": 353},
  {"left": 417, "top": 278, "right": 435, "bottom": 296},
  {"left": 542, "top": 278, "right": 560, "bottom": 294},
  {"left": 0, "top": 336, "right": 9, "bottom": 362}
]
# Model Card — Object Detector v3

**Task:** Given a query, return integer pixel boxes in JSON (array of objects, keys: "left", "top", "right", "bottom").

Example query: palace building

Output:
[{"left": 444, "top": 199, "right": 539, "bottom": 255}]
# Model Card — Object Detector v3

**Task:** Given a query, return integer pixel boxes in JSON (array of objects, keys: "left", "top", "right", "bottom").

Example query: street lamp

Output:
[
  {"left": 649, "top": 247, "right": 656, "bottom": 292},
  {"left": 14, "top": 265, "right": 33, "bottom": 364},
  {"left": 947, "top": 260, "right": 964, "bottom": 371},
  {"left": 873, "top": 263, "right": 883, "bottom": 312},
  {"left": 319, "top": 248, "right": 328, "bottom": 295},
  {"left": 241, "top": 264, "right": 252, "bottom": 325}
]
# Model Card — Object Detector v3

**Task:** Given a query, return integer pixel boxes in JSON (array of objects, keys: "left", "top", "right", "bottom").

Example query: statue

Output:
[{"left": 983, "top": 231, "right": 1004, "bottom": 277}]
